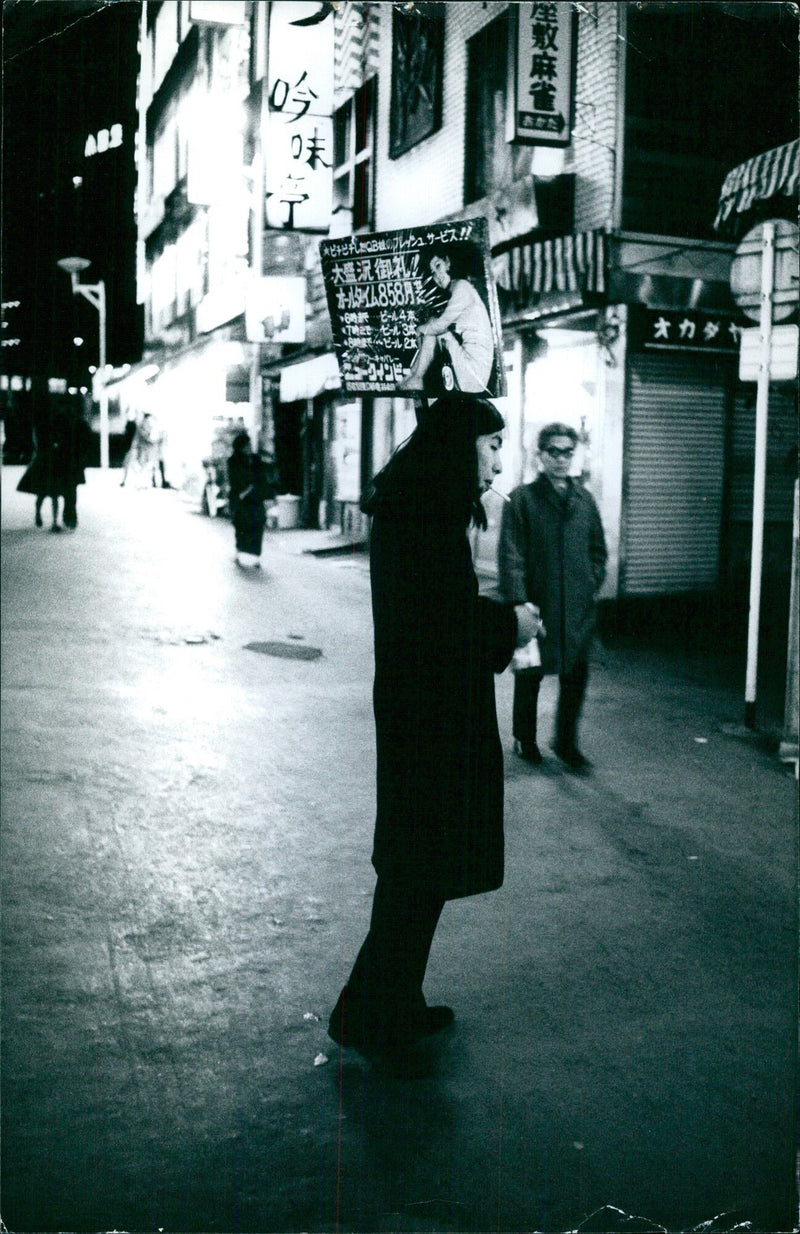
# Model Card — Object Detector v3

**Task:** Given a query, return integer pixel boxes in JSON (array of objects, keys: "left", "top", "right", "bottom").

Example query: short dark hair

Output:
[{"left": 538, "top": 422, "right": 578, "bottom": 452}]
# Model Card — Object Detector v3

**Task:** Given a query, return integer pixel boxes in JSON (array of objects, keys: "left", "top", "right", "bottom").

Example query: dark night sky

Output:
[{"left": 2, "top": 0, "right": 143, "bottom": 377}]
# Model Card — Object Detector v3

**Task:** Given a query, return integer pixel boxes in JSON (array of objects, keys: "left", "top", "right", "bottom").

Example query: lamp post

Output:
[{"left": 57, "top": 256, "right": 109, "bottom": 469}]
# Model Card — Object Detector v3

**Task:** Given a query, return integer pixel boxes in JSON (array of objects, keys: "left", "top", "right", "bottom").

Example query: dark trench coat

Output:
[
  {"left": 368, "top": 495, "right": 516, "bottom": 901},
  {"left": 497, "top": 474, "right": 607, "bottom": 676},
  {"left": 17, "top": 406, "right": 90, "bottom": 499}
]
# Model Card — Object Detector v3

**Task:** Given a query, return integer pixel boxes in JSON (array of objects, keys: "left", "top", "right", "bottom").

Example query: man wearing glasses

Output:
[{"left": 498, "top": 422, "right": 607, "bottom": 771}]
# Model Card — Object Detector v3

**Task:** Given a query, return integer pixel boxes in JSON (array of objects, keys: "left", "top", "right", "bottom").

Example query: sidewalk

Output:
[{"left": 1, "top": 467, "right": 797, "bottom": 1234}]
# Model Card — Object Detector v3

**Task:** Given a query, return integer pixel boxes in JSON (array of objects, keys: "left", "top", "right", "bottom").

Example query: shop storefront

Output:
[{"left": 473, "top": 223, "right": 797, "bottom": 609}]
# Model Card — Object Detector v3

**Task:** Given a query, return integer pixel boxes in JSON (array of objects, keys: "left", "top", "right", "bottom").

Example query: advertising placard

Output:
[{"left": 319, "top": 217, "right": 506, "bottom": 397}]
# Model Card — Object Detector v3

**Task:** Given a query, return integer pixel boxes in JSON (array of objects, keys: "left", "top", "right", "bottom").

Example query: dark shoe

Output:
[
  {"left": 328, "top": 991, "right": 453, "bottom": 1055},
  {"left": 515, "top": 740, "right": 543, "bottom": 765},
  {"left": 554, "top": 745, "right": 592, "bottom": 773},
  {"left": 50, "top": 524, "right": 62, "bottom": 534},
  {"left": 35, "top": 511, "right": 43, "bottom": 527}
]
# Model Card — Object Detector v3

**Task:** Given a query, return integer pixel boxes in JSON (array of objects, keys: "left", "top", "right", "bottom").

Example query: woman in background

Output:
[{"left": 227, "top": 432, "right": 272, "bottom": 568}]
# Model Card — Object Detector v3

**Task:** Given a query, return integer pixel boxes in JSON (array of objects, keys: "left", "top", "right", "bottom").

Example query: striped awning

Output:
[
  {"left": 492, "top": 229, "right": 607, "bottom": 313},
  {"left": 714, "top": 139, "right": 800, "bottom": 230}
]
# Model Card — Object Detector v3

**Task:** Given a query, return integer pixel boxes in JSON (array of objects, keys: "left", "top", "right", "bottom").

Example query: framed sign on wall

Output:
[{"left": 389, "top": 6, "right": 444, "bottom": 160}]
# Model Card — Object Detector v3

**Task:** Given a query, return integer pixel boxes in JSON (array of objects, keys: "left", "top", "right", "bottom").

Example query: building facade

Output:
[{"left": 126, "top": 1, "right": 798, "bottom": 613}]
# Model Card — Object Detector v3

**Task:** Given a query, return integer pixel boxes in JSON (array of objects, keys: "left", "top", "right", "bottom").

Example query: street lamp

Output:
[{"left": 57, "top": 256, "right": 109, "bottom": 469}]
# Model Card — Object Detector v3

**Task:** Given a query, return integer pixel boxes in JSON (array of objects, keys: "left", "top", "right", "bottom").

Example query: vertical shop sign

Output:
[
  {"left": 507, "top": 2, "right": 575, "bottom": 146},
  {"left": 264, "top": 2, "right": 334, "bottom": 232},
  {"left": 320, "top": 217, "right": 506, "bottom": 398}
]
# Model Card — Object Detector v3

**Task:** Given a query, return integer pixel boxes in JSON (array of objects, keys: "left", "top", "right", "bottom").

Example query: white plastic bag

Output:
[{"left": 511, "top": 603, "right": 545, "bottom": 673}]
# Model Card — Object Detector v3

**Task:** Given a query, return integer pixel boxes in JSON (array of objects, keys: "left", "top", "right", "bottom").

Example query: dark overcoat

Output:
[
  {"left": 497, "top": 474, "right": 607, "bottom": 676},
  {"left": 369, "top": 493, "right": 516, "bottom": 901},
  {"left": 17, "top": 406, "right": 90, "bottom": 498}
]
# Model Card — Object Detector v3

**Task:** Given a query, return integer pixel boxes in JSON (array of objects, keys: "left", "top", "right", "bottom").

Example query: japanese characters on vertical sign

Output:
[
  {"left": 629, "top": 307, "right": 744, "bottom": 353},
  {"left": 507, "top": 2, "right": 575, "bottom": 146},
  {"left": 320, "top": 218, "right": 506, "bottom": 398},
  {"left": 264, "top": 2, "right": 334, "bottom": 232}
]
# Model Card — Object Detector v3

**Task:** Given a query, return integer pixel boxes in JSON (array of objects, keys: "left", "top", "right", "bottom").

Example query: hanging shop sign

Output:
[
  {"left": 507, "top": 2, "right": 575, "bottom": 147},
  {"left": 263, "top": 1, "right": 334, "bottom": 232},
  {"left": 320, "top": 217, "right": 506, "bottom": 397},
  {"left": 245, "top": 276, "right": 306, "bottom": 344},
  {"left": 628, "top": 307, "right": 744, "bottom": 355}
]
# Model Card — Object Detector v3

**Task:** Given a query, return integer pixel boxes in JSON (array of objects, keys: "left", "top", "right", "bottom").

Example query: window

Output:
[
  {"left": 389, "top": 6, "right": 443, "bottom": 158},
  {"left": 333, "top": 77, "right": 377, "bottom": 232},
  {"left": 464, "top": 12, "right": 510, "bottom": 204}
]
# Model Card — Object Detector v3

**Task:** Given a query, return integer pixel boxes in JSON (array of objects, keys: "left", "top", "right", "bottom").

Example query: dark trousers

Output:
[
  {"left": 62, "top": 486, "right": 78, "bottom": 529},
  {"left": 331, "top": 873, "right": 444, "bottom": 1048},
  {"left": 512, "top": 658, "right": 589, "bottom": 752}
]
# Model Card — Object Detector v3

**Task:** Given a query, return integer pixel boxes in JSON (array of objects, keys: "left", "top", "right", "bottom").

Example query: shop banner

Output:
[
  {"left": 629, "top": 306, "right": 744, "bottom": 354},
  {"left": 319, "top": 217, "right": 506, "bottom": 397}
]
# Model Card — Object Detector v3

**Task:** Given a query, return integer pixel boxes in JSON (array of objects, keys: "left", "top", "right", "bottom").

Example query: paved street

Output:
[{"left": 1, "top": 468, "right": 797, "bottom": 1234}]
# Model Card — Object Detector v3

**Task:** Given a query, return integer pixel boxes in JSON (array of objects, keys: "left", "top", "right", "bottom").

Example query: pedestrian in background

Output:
[
  {"left": 17, "top": 400, "right": 61, "bottom": 530},
  {"left": 497, "top": 422, "right": 607, "bottom": 772},
  {"left": 118, "top": 415, "right": 137, "bottom": 487},
  {"left": 17, "top": 398, "right": 91, "bottom": 532},
  {"left": 120, "top": 413, "right": 163, "bottom": 489},
  {"left": 227, "top": 432, "right": 273, "bottom": 568},
  {"left": 328, "top": 396, "right": 538, "bottom": 1061},
  {"left": 58, "top": 402, "right": 93, "bottom": 530}
]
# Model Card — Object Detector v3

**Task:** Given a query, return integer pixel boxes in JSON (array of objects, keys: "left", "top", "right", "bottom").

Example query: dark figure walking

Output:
[
  {"left": 227, "top": 432, "right": 274, "bottom": 568},
  {"left": 58, "top": 404, "right": 93, "bottom": 529},
  {"left": 498, "top": 422, "right": 607, "bottom": 771},
  {"left": 328, "top": 396, "right": 537, "bottom": 1059},
  {"left": 17, "top": 399, "right": 91, "bottom": 531}
]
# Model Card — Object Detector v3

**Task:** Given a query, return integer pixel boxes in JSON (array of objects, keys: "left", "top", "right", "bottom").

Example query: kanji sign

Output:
[
  {"left": 264, "top": 2, "right": 333, "bottom": 232},
  {"left": 320, "top": 218, "right": 506, "bottom": 397},
  {"left": 629, "top": 307, "right": 744, "bottom": 354},
  {"left": 507, "top": 2, "right": 575, "bottom": 147},
  {"left": 264, "top": 113, "right": 333, "bottom": 231}
]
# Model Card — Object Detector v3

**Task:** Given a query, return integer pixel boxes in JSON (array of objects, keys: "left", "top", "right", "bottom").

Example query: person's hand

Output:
[{"left": 514, "top": 603, "right": 540, "bottom": 647}]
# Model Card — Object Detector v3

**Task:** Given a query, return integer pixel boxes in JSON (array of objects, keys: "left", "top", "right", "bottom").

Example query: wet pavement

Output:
[{"left": 1, "top": 468, "right": 797, "bottom": 1233}]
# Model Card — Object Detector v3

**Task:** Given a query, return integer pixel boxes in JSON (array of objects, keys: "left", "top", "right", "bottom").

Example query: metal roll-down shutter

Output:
[{"left": 621, "top": 354, "right": 727, "bottom": 595}]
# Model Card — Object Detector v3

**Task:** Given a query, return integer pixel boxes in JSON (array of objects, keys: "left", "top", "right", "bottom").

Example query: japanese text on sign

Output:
[
  {"left": 631, "top": 307, "right": 744, "bottom": 353},
  {"left": 264, "top": 2, "right": 333, "bottom": 232},
  {"left": 508, "top": 2, "right": 575, "bottom": 147},
  {"left": 320, "top": 218, "right": 506, "bottom": 397}
]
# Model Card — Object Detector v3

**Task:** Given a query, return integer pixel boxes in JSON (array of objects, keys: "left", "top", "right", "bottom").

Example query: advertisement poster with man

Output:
[{"left": 320, "top": 217, "right": 506, "bottom": 398}]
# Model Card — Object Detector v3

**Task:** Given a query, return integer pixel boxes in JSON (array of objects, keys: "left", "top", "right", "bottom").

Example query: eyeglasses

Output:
[{"left": 543, "top": 446, "right": 575, "bottom": 459}]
